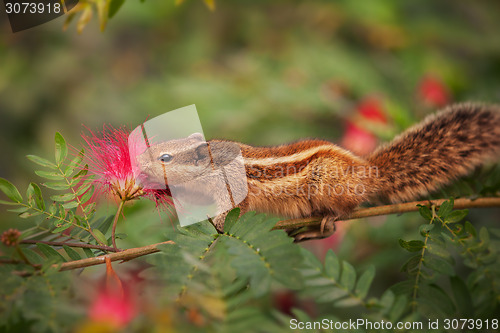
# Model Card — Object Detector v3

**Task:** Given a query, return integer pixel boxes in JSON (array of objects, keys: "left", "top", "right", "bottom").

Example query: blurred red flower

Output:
[
  {"left": 341, "top": 96, "right": 387, "bottom": 156},
  {"left": 88, "top": 290, "right": 136, "bottom": 329},
  {"left": 85, "top": 257, "right": 137, "bottom": 330},
  {"left": 418, "top": 75, "right": 450, "bottom": 107}
]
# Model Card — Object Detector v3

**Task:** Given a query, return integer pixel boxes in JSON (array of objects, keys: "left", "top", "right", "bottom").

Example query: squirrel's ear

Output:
[{"left": 188, "top": 133, "right": 204, "bottom": 141}]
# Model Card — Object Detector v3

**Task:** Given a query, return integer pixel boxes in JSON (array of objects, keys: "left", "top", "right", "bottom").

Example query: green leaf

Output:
[
  {"left": 223, "top": 208, "right": 240, "bottom": 233},
  {"left": 438, "top": 199, "right": 453, "bottom": 218},
  {"left": 418, "top": 205, "right": 432, "bottom": 220},
  {"left": 63, "top": 245, "right": 81, "bottom": 260},
  {"left": 35, "top": 170, "right": 64, "bottom": 180},
  {"left": 399, "top": 239, "right": 425, "bottom": 252},
  {"left": 291, "top": 308, "right": 311, "bottom": 323},
  {"left": 299, "top": 247, "right": 322, "bottom": 269},
  {"left": 41, "top": 257, "right": 63, "bottom": 274},
  {"left": 355, "top": 265, "right": 375, "bottom": 299},
  {"left": 390, "top": 280, "right": 414, "bottom": 298},
  {"left": 8, "top": 206, "right": 29, "bottom": 213},
  {"left": 50, "top": 193, "right": 75, "bottom": 202},
  {"left": 20, "top": 248, "right": 44, "bottom": 264},
  {"left": 65, "top": 149, "right": 84, "bottom": 175},
  {"left": 19, "top": 211, "right": 41, "bottom": 218},
  {"left": 419, "top": 224, "right": 435, "bottom": 237},
  {"left": 315, "top": 288, "right": 349, "bottom": 303},
  {"left": 36, "top": 243, "right": 66, "bottom": 262},
  {"left": 400, "top": 255, "right": 421, "bottom": 274},
  {"left": 26, "top": 154, "right": 57, "bottom": 168},
  {"left": 479, "top": 227, "right": 489, "bottom": 244},
  {"left": 93, "top": 229, "right": 108, "bottom": 245},
  {"left": 340, "top": 261, "right": 356, "bottom": 292},
  {"left": 75, "top": 182, "right": 93, "bottom": 196},
  {"left": 423, "top": 256, "right": 455, "bottom": 276},
  {"left": 324, "top": 250, "right": 340, "bottom": 281},
  {"left": 74, "top": 215, "right": 82, "bottom": 226},
  {"left": 73, "top": 165, "right": 89, "bottom": 179},
  {"left": 388, "top": 295, "right": 408, "bottom": 322},
  {"left": 84, "top": 202, "right": 96, "bottom": 214},
  {"left": 26, "top": 183, "right": 45, "bottom": 210},
  {"left": 83, "top": 248, "right": 95, "bottom": 258},
  {"left": 42, "top": 182, "right": 70, "bottom": 190},
  {"left": 464, "top": 221, "right": 477, "bottom": 237},
  {"left": 426, "top": 243, "right": 451, "bottom": 261},
  {"left": 79, "top": 186, "right": 94, "bottom": 204},
  {"left": 55, "top": 132, "right": 68, "bottom": 165},
  {"left": 379, "top": 289, "right": 396, "bottom": 312},
  {"left": 0, "top": 199, "right": 21, "bottom": 205},
  {"left": 450, "top": 276, "right": 472, "bottom": 315},
  {"left": 58, "top": 204, "right": 66, "bottom": 218},
  {"left": 108, "top": 0, "right": 125, "bottom": 18},
  {"left": 418, "top": 284, "right": 456, "bottom": 316},
  {"left": 96, "top": 215, "right": 114, "bottom": 235},
  {"left": 62, "top": 201, "right": 78, "bottom": 209},
  {"left": 445, "top": 209, "right": 469, "bottom": 223},
  {"left": 0, "top": 178, "right": 23, "bottom": 203},
  {"left": 334, "top": 297, "right": 361, "bottom": 307},
  {"left": 306, "top": 277, "right": 334, "bottom": 287},
  {"left": 52, "top": 223, "right": 72, "bottom": 233}
]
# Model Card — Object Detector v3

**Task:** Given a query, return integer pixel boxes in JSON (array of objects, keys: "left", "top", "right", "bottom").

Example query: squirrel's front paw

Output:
[{"left": 291, "top": 215, "right": 337, "bottom": 242}]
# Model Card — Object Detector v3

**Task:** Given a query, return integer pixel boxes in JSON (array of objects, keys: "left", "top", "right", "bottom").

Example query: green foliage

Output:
[
  {"left": 151, "top": 211, "right": 302, "bottom": 301},
  {"left": 397, "top": 199, "right": 500, "bottom": 319},
  {"left": 300, "top": 248, "right": 375, "bottom": 307},
  {"left": 0, "top": 267, "right": 77, "bottom": 333},
  {"left": 148, "top": 211, "right": 379, "bottom": 331},
  {"left": 0, "top": 133, "right": 114, "bottom": 255}
]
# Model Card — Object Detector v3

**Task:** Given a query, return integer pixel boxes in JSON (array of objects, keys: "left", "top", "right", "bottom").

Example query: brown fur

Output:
[{"left": 367, "top": 103, "right": 500, "bottom": 203}]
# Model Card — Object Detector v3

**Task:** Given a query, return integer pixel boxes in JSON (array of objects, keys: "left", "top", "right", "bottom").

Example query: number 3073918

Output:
[{"left": 4, "top": 2, "right": 62, "bottom": 14}]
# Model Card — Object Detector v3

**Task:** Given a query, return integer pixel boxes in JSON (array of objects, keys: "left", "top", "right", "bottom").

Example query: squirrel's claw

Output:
[{"left": 292, "top": 215, "right": 336, "bottom": 242}]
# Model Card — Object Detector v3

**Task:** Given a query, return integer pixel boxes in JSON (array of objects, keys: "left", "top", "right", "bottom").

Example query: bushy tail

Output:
[{"left": 367, "top": 103, "right": 500, "bottom": 203}]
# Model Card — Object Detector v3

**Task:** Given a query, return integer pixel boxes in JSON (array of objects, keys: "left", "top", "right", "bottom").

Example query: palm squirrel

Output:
[{"left": 137, "top": 103, "right": 500, "bottom": 240}]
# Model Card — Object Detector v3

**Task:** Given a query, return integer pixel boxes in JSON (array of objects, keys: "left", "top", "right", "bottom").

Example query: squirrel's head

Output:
[{"left": 136, "top": 133, "right": 212, "bottom": 188}]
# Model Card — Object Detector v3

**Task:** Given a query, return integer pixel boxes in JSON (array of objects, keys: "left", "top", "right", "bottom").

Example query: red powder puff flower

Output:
[{"left": 82, "top": 125, "right": 173, "bottom": 209}]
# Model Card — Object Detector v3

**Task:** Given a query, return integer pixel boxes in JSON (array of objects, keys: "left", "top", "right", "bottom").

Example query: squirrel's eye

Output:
[{"left": 158, "top": 154, "right": 173, "bottom": 163}]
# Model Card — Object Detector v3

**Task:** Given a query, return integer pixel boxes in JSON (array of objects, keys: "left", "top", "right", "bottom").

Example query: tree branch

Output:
[{"left": 273, "top": 197, "right": 500, "bottom": 230}]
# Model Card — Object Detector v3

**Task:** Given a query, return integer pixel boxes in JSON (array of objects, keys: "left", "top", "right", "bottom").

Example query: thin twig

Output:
[
  {"left": 4, "top": 241, "right": 174, "bottom": 275},
  {"left": 20, "top": 239, "right": 119, "bottom": 252},
  {"left": 273, "top": 197, "right": 500, "bottom": 230},
  {"left": 0, "top": 258, "right": 19, "bottom": 265},
  {"left": 57, "top": 240, "right": 174, "bottom": 271}
]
